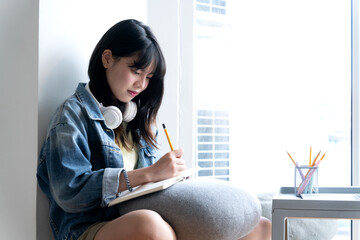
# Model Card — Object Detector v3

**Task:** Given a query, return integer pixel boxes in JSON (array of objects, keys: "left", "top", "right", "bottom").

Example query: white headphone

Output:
[{"left": 85, "top": 83, "right": 137, "bottom": 129}]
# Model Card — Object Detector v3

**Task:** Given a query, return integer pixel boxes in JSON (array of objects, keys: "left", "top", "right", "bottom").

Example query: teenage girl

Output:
[{"left": 37, "top": 19, "right": 271, "bottom": 240}]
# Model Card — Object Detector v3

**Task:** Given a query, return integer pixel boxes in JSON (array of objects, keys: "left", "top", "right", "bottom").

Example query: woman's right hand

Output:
[
  {"left": 118, "top": 149, "right": 186, "bottom": 193},
  {"left": 148, "top": 149, "right": 186, "bottom": 182}
]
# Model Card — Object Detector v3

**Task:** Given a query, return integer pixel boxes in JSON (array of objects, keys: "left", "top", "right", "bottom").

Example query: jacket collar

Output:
[{"left": 75, "top": 83, "right": 104, "bottom": 121}]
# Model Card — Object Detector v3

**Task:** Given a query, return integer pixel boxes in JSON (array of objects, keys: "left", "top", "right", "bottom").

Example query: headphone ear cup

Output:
[
  {"left": 100, "top": 105, "right": 123, "bottom": 129},
  {"left": 123, "top": 101, "right": 137, "bottom": 122}
]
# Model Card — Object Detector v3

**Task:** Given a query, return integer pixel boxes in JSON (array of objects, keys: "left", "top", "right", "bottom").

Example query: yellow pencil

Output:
[
  {"left": 286, "top": 151, "right": 296, "bottom": 165},
  {"left": 162, "top": 124, "right": 174, "bottom": 151},
  {"left": 319, "top": 151, "right": 327, "bottom": 161},
  {"left": 309, "top": 145, "right": 312, "bottom": 166},
  {"left": 311, "top": 150, "right": 321, "bottom": 166}
]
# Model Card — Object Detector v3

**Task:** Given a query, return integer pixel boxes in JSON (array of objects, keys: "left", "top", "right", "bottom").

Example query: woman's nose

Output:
[{"left": 135, "top": 75, "right": 148, "bottom": 89}]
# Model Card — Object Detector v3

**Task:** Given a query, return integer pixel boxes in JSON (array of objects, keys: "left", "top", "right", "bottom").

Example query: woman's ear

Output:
[{"left": 102, "top": 49, "right": 113, "bottom": 68}]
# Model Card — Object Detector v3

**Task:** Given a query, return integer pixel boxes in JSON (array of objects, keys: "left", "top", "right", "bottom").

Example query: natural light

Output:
[{"left": 194, "top": 0, "right": 352, "bottom": 238}]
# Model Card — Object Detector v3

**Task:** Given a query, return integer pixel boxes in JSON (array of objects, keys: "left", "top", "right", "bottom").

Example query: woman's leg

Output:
[
  {"left": 118, "top": 179, "right": 262, "bottom": 240},
  {"left": 94, "top": 209, "right": 176, "bottom": 240},
  {"left": 239, "top": 217, "right": 272, "bottom": 240}
]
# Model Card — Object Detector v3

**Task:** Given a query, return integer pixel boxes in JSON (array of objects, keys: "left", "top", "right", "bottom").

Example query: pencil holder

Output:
[{"left": 294, "top": 165, "right": 319, "bottom": 196}]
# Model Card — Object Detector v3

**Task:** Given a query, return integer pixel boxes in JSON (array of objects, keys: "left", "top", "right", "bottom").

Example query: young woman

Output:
[{"left": 37, "top": 19, "right": 271, "bottom": 240}]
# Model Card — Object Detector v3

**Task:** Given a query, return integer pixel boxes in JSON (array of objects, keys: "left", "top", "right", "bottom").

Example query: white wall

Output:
[
  {"left": 38, "top": 0, "right": 148, "bottom": 150},
  {"left": 0, "top": 0, "right": 39, "bottom": 239},
  {"left": 38, "top": 1, "right": 148, "bottom": 239},
  {"left": 0, "top": 1, "right": 188, "bottom": 238}
]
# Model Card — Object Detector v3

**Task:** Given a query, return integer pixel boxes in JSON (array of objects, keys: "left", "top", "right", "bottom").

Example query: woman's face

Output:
[{"left": 103, "top": 50, "right": 154, "bottom": 103}]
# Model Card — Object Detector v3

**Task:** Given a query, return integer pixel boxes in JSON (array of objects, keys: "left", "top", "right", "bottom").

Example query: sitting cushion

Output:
[{"left": 117, "top": 178, "right": 261, "bottom": 240}]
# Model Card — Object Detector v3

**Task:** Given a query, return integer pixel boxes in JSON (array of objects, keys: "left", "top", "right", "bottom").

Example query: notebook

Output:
[{"left": 108, "top": 167, "right": 199, "bottom": 207}]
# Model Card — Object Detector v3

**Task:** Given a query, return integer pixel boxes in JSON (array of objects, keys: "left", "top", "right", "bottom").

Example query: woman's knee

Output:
[
  {"left": 136, "top": 210, "right": 176, "bottom": 240},
  {"left": 259, "top": 217, "right": 272, "bottom": 239},
  {"left": 95, "top": 209, "right": 176, "bottom": 240},
  {"left": 239, "top": 217, "right": 271, "bottom": 240}
]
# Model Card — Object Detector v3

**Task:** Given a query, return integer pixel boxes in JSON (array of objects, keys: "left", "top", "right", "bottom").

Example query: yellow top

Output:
[
  {"left": 120, "top": 142, "right": 138, "bottom": 170},
  {"left": 115, "top": 124, "right": 138, "bottom": 170}
]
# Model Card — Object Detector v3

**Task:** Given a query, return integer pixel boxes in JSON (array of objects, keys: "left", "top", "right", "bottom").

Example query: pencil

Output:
[
  {"left": 286, "top": 151, "right": 296, "bottom": 165},
  {"left": 287, "top": 151, "right": 305, "bottom": 180},
  {"left": 319, "top": 151, "right": 327, "bottom": 161},
  {"left": 162, "top": 123, "right": 174, "bottom": 151},
  {"left": 309, "top": 145, "right": 312, "bottom": 166},
  {"left": 311, "top": 150, "right": 321, "bottom": 166}
]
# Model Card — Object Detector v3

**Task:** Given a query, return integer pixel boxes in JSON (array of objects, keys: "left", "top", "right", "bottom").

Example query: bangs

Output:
[{"left": 130, "top": 45, "right": 165, "bottom": 80}]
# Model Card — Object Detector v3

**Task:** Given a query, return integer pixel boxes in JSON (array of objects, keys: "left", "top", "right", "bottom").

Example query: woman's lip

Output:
[{"left": 128, "top": 90, "right": 138, "bottom": 97}]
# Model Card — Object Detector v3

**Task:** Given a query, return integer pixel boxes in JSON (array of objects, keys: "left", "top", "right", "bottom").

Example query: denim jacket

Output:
[{"left": 37, "top": 83, "right": 161, "bottom": 240}]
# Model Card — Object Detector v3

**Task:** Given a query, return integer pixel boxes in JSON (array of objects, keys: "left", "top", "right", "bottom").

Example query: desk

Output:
[{"left": 272, "top": 187, "right": 360, "bottom": 240}]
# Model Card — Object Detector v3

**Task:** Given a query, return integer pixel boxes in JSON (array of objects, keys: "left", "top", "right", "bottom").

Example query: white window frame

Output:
[
  {"left": 352, "top": 0, "right": 360, "bottom": 188},
  {"left": 147, "top": 0, "right": 195, "bottom": 167},
  {"left": 352, "top": 0, "right": 360, "bottom": 238},
  {"left": 178, "top": 0, "right": 196, "bottom": 168}
]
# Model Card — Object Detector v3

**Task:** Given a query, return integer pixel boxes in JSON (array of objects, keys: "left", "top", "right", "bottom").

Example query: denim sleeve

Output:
[
  {"left": 102, "top": 168, "right": 123, "bottom": 207},
  {"left": 45, "top": 119, "right": 121, "bottom": 212}
]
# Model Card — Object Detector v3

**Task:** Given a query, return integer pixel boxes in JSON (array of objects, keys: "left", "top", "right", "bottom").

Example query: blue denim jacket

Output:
[{"left": 37, "top": 83, "right": 161, "bottom": 240}]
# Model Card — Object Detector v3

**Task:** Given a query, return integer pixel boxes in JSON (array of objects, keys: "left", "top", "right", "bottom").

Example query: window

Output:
[
  {"left": 196, "top": 109, "right": 230, "bottom": 180},
  {"left": 192, "top": 0, "right": 352, "bottom": 238}
]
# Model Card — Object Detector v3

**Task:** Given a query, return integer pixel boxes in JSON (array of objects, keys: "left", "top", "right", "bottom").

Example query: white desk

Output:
[{"left": 272, "top": 187, "right": 360, "bottom": 240}]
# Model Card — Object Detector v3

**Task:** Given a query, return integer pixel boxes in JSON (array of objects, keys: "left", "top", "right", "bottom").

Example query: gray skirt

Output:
[{"left": 117, "top": 178, "right": 261, "bottom": 240}]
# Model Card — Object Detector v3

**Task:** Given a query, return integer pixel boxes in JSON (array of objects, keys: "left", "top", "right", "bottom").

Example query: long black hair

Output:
[{"left": 88, "top": 19, "right": 166, "bottom": 148}]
